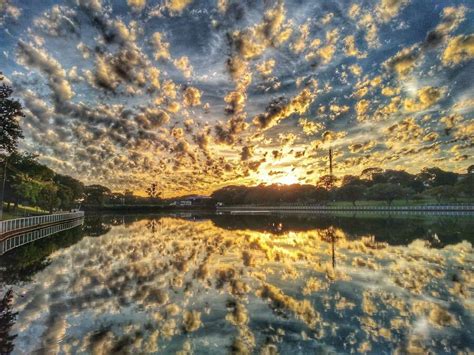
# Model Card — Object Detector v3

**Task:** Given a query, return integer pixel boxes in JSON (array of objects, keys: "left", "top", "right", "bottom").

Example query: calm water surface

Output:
[{"left": 1, "top": 212, "right": 473, "bottom": 354}]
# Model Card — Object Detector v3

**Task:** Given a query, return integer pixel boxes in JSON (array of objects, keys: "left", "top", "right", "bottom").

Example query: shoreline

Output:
[{"left": 216, "top": 204, "right": 474, "bottom": 213}]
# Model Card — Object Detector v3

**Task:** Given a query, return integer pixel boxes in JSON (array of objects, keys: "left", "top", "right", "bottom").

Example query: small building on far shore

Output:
[{"left": 169, "top": 195, "right": 214, "bottom": 208}]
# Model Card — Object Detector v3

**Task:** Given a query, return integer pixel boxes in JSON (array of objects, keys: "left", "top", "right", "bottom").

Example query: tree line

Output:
[{"left": 212, "top": 167, "right": 474, "bottom": 206}]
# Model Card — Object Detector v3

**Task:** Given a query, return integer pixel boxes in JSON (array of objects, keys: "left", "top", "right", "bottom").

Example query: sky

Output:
[{"left": 0, "top": 0, "right": 473, "bottom": 197}]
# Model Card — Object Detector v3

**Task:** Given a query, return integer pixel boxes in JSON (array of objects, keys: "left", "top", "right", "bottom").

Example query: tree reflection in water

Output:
[
  {"left": 0, "top": 290, "right": 17, "bottom": 354},
  {"left": 0, "top": 213, "right": 472, "bottom": 354}
]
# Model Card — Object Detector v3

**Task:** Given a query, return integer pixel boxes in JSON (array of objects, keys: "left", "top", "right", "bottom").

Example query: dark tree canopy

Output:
[
  {"left": 84, "top": 184, "right": 112, "bottom": 206},
  {"left": 366, "top": 183, "right": 404, "bottom": 206},
  {"left": 417, "top": 167, "right": 459, "bottom": 187},
  {"left": 2, "top": 152, "right": 85, "bottom": 213},
  {"left": 0, "top": 73, "right": 24, "bottom": 155}
]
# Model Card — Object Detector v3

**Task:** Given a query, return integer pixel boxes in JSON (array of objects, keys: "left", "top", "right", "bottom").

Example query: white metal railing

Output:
[
  {"left": 0, "top": 218, "right": 84, "bottom": 255},
  {"left": 0, "top": 211, "right": 84, "bottom": 235}
]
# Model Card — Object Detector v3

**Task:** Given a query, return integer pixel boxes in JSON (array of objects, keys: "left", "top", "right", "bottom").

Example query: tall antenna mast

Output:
[{"left": 329, "top": 147, "right": 333, "bottom": 178}]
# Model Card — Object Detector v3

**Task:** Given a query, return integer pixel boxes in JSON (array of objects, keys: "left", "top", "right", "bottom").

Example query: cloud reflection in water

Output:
[{"left": 5, "top": 216, "right": 474, "bottom": 354}]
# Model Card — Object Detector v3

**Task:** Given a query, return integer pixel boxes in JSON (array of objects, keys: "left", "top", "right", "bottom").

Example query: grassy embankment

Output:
[
  {"left": 1, "top": 203, "right": 48, "bottom": 221},
  {"left": 327, "top": 198, "right": 474, "bottom": 207}
]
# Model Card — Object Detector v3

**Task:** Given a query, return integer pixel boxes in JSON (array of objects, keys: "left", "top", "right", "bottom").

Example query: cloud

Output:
[
  {"left": 226, "top": 54, "right": 252, "bottom": 92},
  {"left": 76, "top": 0, "right": 102, "bottom": 14},
  {"left": 349, "top": 64, "right": 363, "bottom": 77},
  {"left": 425, "top": 6, "right": 467, "bottom": 47},
  {"left": 384, "top": 45, "right": 421, "bottom": 77},
  {"left": 240, "top": 145, "right": 253, "bottom": 161},
  {"left": 230, "top": 1, "right": 289, "bottom": 60},
  {"left": 377, "top": 0, "right": 410, "bottom": 22},
  {"left": 355, "top": 99, "right": 370, "bottom": 121},
  {"left": 166, "top": 0, "right": 193, "bottom": 14},
  {"left": 404, "top": 86, "right": 446, "bottom": 112},
  {"left": 256, "top": 59, "right": 276, "bottom": 77},
  {"left": 88, "top": 55, "right": 119, "bottom": 91},
  {"left": 385, "top": 117, "right": 423, "bottom": 147},
  {"left": 442, "top": 35, "right": 474, "bottom": 66},
  {"left": 127, "top": 0, "right": 146, "bottom": 12},
  {"left": 384, "top": 5, "right": 468, "bottom": 76},
  {"left": 350, "top": 9, "right": 380, "bottom": 48},
  {"left": 16, "top": 41, "right": 74, "bottom": 103},
  {"left": 214, "top": 115, "right": 247, "bottom": 145},
  {"left": 315, "top": 29, "right": 340, "bottom": 65},
  {"left": 151, "top": 32, "right": 171, "bottom": 60},
  {"left": 253, "top": 85, "right": 317, "bottom": 130},
  {"left": 173, "top": 139, "right": 196, "bottom": 162},
  {"left": 0, "top": 1, "right": 21, "bottom": 24},
  {"left": 299, "top": 118, "right": 323, "bottom": 136},
  {"left": 183, "top": 86, "right": 201, "bottom": 107},
  {"left": 173, "top": 56, "right": 193, "bottom": 78},
  {"left": 321, "top": 130, "right": 347, "bottom": 144},
  {"left": 33, "top": 5, "right": 79, "bottom": 37},
  {"left": 344, "top": 35, "right": 366, "bottom": 58},
  {"left": 135, "top": 108, "right": 170, "bottom": 129},
  {"left": 349, "top": 140, "right": 376, "bottom": 153},
  {"left": 5, "top": 0, "right": 474, "bottom": 194},
  {"left": 193, "top": 128, "right": 212, "bottom": 159},
  {"left": 224, "top": 91, "right": 246, "bottom": 115},
  {"left": 290, "top": 23, "right": 310, "bottom": 54}
]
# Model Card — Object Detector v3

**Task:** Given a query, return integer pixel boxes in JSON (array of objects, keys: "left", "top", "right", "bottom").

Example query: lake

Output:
[{"left": 1, "top": 212, "right": 473, "bottom": 354}]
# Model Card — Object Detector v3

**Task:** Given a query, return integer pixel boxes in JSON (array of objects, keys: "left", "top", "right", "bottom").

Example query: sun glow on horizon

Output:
[{"left": 256, "top": 169, "right": 301, "bottom": 186}]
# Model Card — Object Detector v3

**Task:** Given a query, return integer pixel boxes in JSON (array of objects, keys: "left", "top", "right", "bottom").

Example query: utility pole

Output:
[
  {"left": 329, "top": 147, "right": 333, "bottom": 176},
  {"left": 0, "top": 158, "right": 7, "bottom": 221},
  {"left": 328, "top": 147, "right": 334, "bottom": 188}
]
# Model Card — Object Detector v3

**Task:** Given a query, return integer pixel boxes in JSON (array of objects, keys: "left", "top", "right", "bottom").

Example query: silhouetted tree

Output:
[
  {"left": 455, "top": 175, "right": 474, "bottom": 198},
  {"left": 424, "top": 186, "right": 457, "bottom": 203},
  {"left": 37, "top": 182, "right": 59, "bottom": 213},
  {"left": 337, "top": 184, "right": 366, "bottom": 206},
  {"left": 417, "top": 167, "right": 459, "bottom": 187},
  {"left": 0, "top": 73, "right": 24, "bottom": 155},
  {"left": 366, "top": 183, "right": 404, "bottom": 206},
  {"left": 146, "top": 182, "right": 161, "bottom": 199},
  {"left": 54, "top": 174, "right": 84, "bottom": 209},
  {"left": 1, "top": 73, "right": 24, "bottom": 219},
  {"left": 360, "top": 167, "right": 383, "bottom": 182},
  {"left": 317, "top": 174, "right": 339, "bottom": 190},
  {"left": 84, "top": 185, "right": 111, "bottom": 206}
]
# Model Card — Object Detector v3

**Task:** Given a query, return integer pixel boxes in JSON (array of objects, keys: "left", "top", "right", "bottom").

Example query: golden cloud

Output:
[
  {"left": 173, "top": 56, "right": 193, "bottom": 78},
  {"left": 231, "top": 2, "right": 288, "bottom": 60},
  {"left": 384, "top": 45, "right": 421, "bottom": 76},
  {"left": 299, "top": 118, "right": 323, "bottom": 135},
  {"left": 355, "top": 99, "right": 370, "bottom": 120},
  {"left": 183, "top": 87, "right": 201, "bottom": 107},
  {"left": 442, "top": 34, "right": 474, "bottom": 66},
  {"left": 404, "top": 86, "right": 445, "bottom": 112},
  {"left": 344, "top": 35, "right": 366, "bottom": 58},
  {"left": 167, "top": 0, "right": 193, "bottom": 13},
  {"left": 151, "top": 32, "right": 171, "bottom": 60},
  {"left": 253, "top": 85, "right": 317, "bottom": 130},
  {"left": 377, "top": 0, "right": 410, "bottom": 22},
  {"left": 349, "top": 140, "right": 376, "bottom": 153},
  {"left": 256, "top": 59, "right": 276, "bottom": 77},
  {"left": 127, "top": 0, "right": 146, "bottom": 11}
]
